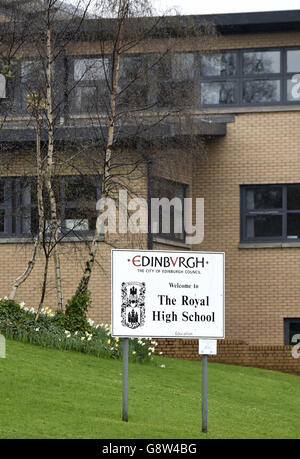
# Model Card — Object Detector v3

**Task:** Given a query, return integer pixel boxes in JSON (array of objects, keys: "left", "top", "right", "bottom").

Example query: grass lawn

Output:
[{"left": 0, "top": 339, "right": 299, "bottom": 439}]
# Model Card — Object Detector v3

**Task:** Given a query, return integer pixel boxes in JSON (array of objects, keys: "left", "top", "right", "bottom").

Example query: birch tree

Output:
[{"left": 76, "top": 0, "right": 215, "bottom": 293}]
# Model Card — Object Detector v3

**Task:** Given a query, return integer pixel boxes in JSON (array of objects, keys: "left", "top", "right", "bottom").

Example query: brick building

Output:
[{"left": 0, "top": 5, "right": 300, "bottom": 373}]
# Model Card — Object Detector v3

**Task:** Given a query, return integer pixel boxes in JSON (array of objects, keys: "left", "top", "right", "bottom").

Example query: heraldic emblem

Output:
[{"left": 121, "top": 282, "right": 146, "bottom": 329}]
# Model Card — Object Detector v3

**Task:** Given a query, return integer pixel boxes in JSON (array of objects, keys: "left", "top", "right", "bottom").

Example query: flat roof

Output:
[{"left": 192, "top": 9, "right": 300, "bottom": 34}]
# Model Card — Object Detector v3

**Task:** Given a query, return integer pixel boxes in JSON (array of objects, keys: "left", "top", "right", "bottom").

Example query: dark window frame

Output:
[
  {"left": 67, "top": 54, "right": 111, "bottom": 115},
  {"left": 0, "top": 175, "right": 101, "bottom": 238},
  {"left": 240, "top": 184, "right": 300, "bottom": 242},
  {"left": 151, "top": 176, "right": 187, "bottom": 243},
  {"left": 200, "top": 46, "right": 300, "bottom": 108},
  {"left": 284, "top": 318, "right": 300, "bottom": 345}
]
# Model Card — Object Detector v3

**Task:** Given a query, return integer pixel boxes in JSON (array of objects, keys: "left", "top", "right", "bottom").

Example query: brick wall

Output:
[
  {"left": 156, "top": 339, "right": 300, "bottom": 375},
  {"left": 193, "top": 111, "right": 300, "bottom": 346}
]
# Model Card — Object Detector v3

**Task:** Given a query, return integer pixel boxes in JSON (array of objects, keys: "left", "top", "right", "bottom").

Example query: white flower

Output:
[
  {"left": 35, "top": 327, "right": 39, "bottom": 332},
  {"left": 64, "top": 330, "right": 70, "bottom": 335},
  {"left": 20, "top": 301, "right": 25, "bottom": 308},
  {"left": 81, "top": 337, "right": 85, "bottom": 341},
  {"left": 3, "top": 296, "right": 8, "bottom": 300},
  {"left": 160, "top": 364, "right": 166, "bottom": 368},
  {"left": 159, "top": 351, "right": 163, "bottom": 355},
  {"left": 87, "top": 318, "right": 94, "bottom": 326}
]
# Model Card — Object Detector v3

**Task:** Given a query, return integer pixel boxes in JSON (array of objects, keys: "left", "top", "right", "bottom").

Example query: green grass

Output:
[{"left": 0, "top": 339, "right": 299, "bottom": 439}]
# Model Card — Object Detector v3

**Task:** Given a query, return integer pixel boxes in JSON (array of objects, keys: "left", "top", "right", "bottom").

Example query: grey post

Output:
[
  {"left": 202, "top": 354, "right": 208, "bottom": 433},
  {"left": 122, "top": 338, "right": 129, "bottom": 422}
]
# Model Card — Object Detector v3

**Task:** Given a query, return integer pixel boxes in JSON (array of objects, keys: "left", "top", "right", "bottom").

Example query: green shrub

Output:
[
  {"left": 64, "top": 286, "right": 92, "bottom": 333},
  {"left": 0, "top": 298, "right": 160, "bottom": 363}
]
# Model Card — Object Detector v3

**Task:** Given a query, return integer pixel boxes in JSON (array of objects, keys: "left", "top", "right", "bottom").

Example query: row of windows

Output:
[
  {"left": 0, "top": 176, "right": 186, "bottom": 242},
  {"left": 0, "top": 176, "right": 100, "bottom": 237},
  {"left": 2, "top": 179, "right": 300, "bottom": 243},
  {"left": 200, "top": 48, "right": 300, "bottom": 106},
  {"left": 3, "top": 47, "right": 300, "bottom": 114}
]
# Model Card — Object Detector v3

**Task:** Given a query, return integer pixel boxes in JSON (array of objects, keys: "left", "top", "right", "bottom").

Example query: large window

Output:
[
  {"left": 0, "top": 176, "right": 100, "bottom": 238},
  {"left": 151, "top": 177, "right": 186, "bottom": 242},
  {"left": 284, "top": 319, "right": 300, "bottom": 345},
  {"left": 68, "top": 56, "right": 109, "bottom": 114},
  {"left": 200, "top": 47, "right": 300, "bottom": 107},
  {"left": 240, "top": 184, "right": 300, "bottom": 242}
]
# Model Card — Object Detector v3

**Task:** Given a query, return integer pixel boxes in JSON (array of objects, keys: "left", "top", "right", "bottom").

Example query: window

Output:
[
  {"left": 19, "top": 59, "right": 46, "bottom": 112},
  {"left": 284, "top": 319, "right": 300, "bottom": 345},
  {"left": 157, "top": 53, "right": 195, "bottom": 108},
  {"left": 151, "top": 177, "right": 186, "bottom": 242},
  {"left": 200, "top": 47, "right": 300, "bottom": 107},
  {"left": 118, "top": 54, "right": 151, "bottom": 109},
  {"left": 68, "top": 56, "right": 109, "bottom": 114},
  {"left": 0, "top": 176, "right": 100, "bottom": 238},
  {"left": 240, "top": 184, "right": 300, "bottom": 242}
]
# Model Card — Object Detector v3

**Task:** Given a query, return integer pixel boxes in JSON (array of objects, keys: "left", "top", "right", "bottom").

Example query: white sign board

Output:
[
  {"left": 199, "top": 339, "right": 217, "bottom": 355},
  {"left": 111, "top": 249, "right": 225, "bottom": 339}
]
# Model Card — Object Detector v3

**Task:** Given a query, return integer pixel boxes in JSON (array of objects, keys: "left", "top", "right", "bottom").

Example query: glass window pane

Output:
[
  {"left": 151, "top": 178, "right": 185, "bottom": 240},
  {"left": 21, "top": 60, "right": 44, "bottom": 81},
  {"left": 243, "top": 80, "right": 280, "bottom": 104},
  {"left": 71, "top": 86, "right": 97, "bottom": 113},
  {"left": 172, "top": 53, "right": 194, "bottom": 81},
  {"left": 287, "top": 184, "right": 300, "bottom": 210},
  {"left": 243, "top": 51, "right": 280, "bottom": 74},
  {"left": 289, "top": 322, "right": 300, "bottom": 344},
  {"left": 287, "top": 77, "right": 300, "bottom": 101},
  {"left": 200, "top": 53, "right": 237, "bottom": 76},
  {"left": 64, "top": 208, "right": 96, "bottom": 232},
  {"left": 74, "top": 58, "right": 108, "bottom": 81},
  {"left": 246, "top": 186, "right": 282, "bottom": 210},
  {"left": 246, "top": 215, "right": 282, "bottom": 239},
  {"left": 287, "top": 214, "right": 300, "bottom": 239},
  {"left": 287, "top": 50, "right": 300, "bottom": 73},
  {"left": 201, "top": 82, "right": 236, "bottom": 105},
  {"left": 65, "top": 177, "right": 98, "bottom": 203}
]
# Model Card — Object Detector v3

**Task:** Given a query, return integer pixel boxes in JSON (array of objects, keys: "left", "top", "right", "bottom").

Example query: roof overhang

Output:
[{"left": 0, "top": 116, "right": 233, "bottom": 144}]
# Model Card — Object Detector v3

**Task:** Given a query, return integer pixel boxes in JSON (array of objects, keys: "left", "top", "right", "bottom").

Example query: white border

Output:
[{"left": 111, "top": 249, "right": 225, "bottom": 339}]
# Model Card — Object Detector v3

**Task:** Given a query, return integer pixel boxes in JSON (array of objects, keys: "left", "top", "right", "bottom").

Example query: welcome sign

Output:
[{"left": 111, "top": 249, "right": 225, "bottom": 339}]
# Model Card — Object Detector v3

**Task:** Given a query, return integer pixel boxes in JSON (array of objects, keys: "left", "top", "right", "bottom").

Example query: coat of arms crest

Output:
[{"left": 121, "top": 282, "right": 146, "bottom": 329}]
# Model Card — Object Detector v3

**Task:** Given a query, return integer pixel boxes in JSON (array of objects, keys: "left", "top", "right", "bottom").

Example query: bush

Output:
[
  {"left": 0, "top": 298, "right": 160, "bottom": 363},
  {"left": 64, "top": 288, "right": 93, "bottom": 333}
]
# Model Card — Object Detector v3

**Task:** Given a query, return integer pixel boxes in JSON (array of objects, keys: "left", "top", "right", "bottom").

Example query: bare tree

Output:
[{"left": 76, "top": 0, "right": 215, "bottom": 293}]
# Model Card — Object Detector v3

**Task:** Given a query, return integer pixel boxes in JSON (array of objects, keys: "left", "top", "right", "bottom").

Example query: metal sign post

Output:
[
  {"left": 201, "top": 354, "right": 208, "bottom": 433},
  {"left": 199, "top": 339, "right": 217, "bottom": 434},
  {"left": 122, "top": 338, "right": 129, "bottom": 422}
]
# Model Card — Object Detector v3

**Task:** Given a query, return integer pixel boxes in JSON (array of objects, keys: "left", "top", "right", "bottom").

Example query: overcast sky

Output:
[{"left": 152, "top": 0, "right": 300, "bottom": 15}]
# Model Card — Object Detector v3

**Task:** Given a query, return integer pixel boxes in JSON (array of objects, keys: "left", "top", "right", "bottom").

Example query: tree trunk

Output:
[
  {"left": 45, "top": 1, "right": 64, "bottom": 310},
  {"left": 9, "top": 102, "right": 44, "bottom": 300},
  {"left": 35, "top": 254, "right": 49, "bottom": 322}
]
